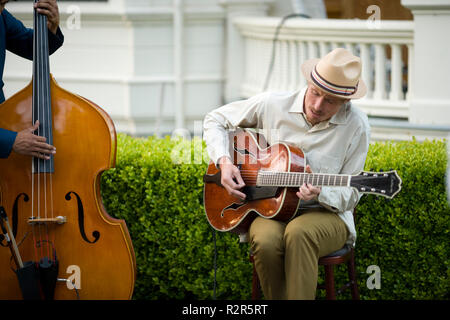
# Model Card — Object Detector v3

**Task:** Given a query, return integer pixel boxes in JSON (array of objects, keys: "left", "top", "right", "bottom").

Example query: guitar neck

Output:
[{"left": 256, "top": 171, "right": 351, "bottom": 187}]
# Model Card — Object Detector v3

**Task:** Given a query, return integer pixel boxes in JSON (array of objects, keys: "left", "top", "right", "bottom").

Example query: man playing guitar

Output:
[{"left": 203, "top": 48, "right": 370, "bottom": 299}]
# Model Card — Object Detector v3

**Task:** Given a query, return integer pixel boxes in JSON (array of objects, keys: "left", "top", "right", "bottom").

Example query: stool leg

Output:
[{"left": 324, "top": 265, "right": 336, "bottom": 300}]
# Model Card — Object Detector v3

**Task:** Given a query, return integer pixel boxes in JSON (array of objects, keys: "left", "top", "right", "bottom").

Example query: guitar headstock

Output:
[{"left": 351, "top": 170, "right": 402, "bottom": 199}]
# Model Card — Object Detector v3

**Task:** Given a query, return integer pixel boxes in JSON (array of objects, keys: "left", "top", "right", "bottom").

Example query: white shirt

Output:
[{"left": 203, "top": 87, "right": 371, "bottom": 246}]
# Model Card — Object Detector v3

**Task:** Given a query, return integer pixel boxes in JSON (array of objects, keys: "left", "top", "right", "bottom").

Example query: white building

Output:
[{"left": 4, "top": 0, "right": 450, "bottom": 141}]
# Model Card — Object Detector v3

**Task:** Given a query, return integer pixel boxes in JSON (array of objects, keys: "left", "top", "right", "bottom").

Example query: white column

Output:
[
  {"left": 299, "top": 41, "right": 308, "bottom": 88},
  {"left": 173, "top": 0, "right": 185, "bottom": 131},
  {"left": 288, "top": 41, "right": 298, "bottom": 91},
  {"left": 307, "top": 41, "right": 318, "bottom": 59},
  {"left": 345, "top": 42, "right": 355, "bottom": 55},
  {"left": 402, "top": 0, "right": 450, "bottom": 125},
  {"left": 389, "top": 44, "right": 404, "bottom": 101},
  {"left": 406, "top": 44, "right": 414, "bottom": 101},
  {"left": 279, "top": 41, "right": 288, "bottom": 91},
  {"left": 373, "top": 44, "right": 387, "bottom": 100},
  {"left": 360, "top": 43, "right": 373, "bottom": 99},
  {"left": 219, "top": 0, "right": 274, "bottom": 103},
  {"left": 319, "top": 41, "right": 328, "bottom": 57}
]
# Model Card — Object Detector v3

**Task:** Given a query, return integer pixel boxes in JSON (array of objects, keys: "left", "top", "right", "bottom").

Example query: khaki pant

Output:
[{"left": 249, "top": 210, "right": 348, "bottom": 300}]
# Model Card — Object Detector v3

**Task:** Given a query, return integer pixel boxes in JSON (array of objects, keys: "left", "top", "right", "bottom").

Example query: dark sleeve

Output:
[
  {"left": 47, "top": 26, "right": 64, "bottom": 55},
  {"left": 0, "top": 128, "right": 17, "bottom": 158},
  {"left": 3, "top": 9, "right": 64, "bottom": 60}
]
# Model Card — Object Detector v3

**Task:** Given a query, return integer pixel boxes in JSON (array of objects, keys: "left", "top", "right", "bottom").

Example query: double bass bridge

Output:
[{"left": 27, "top": 216, "right": 67, "bottom": 225}]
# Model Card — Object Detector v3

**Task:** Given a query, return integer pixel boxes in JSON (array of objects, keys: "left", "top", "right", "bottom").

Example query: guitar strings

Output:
[{"left": 235, "top": 170, "right": 347, "bottom": 186}]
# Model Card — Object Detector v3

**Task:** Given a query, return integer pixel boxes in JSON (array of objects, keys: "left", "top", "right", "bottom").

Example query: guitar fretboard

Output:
[{"left": 256, "top": 171, "right": 351, "bottom": 187}]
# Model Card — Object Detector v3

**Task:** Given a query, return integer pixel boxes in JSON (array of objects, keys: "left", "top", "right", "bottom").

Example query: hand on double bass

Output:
[
  {"left": 34, "top": 0, "right": 60, "bottom": 35},
  {"left": 12, "top": 120, "right": 56, "bottom": 160}
]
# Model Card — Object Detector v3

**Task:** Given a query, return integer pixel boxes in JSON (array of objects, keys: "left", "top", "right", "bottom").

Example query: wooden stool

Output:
[
  {"left": 250, "top": 244, "right": 360, "bottom": 300},
  {"left": 317, "top": 244, "right": 360, "bottom": 300}
]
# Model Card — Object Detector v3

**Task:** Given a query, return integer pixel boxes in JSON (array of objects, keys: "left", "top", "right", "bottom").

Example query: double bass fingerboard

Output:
[
  {"left": 32, "top": 1, "right": 54, "bottom": 174},
  {"left": 256, "top": 171, "right": 351, "bottom": 187}
]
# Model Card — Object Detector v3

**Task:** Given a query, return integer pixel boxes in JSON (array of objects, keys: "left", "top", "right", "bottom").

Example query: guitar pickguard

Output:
[
  {"left": 221, "top": 186, "right": 280, "bottom": 217},
  {"left": 242, "top": 186, "right": 279, "bottom": 201}
]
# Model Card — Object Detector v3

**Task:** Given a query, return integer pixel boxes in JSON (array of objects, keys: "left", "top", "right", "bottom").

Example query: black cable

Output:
[
  {"left": 212, "top": 228, "right": 217, "bottom": 300},
  {"left": 262, "top": 13, "right": 311, "bottom": 92},
  {"left": 73, "top": 283, "right": 80, "bottom": 300}
]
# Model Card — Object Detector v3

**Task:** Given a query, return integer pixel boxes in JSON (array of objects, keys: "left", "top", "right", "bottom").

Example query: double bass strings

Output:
[
  {"left": 41, "top": 6, "right": 55, "bottom": 257},
  {"left": 40, "top": 8, "right": 54, "bottom": 260},
  {"left": 31, "top": 0, "right": 38, "bottom": 263},
  {"left": 31, "top": 5, "right": 54, "bottom": 262}
]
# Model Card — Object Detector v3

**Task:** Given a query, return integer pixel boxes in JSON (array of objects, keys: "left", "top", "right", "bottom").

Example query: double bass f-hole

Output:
[
  {"left": 11, "top": 191, "right": 99, "bottom": 244},
  {"left": 65, "top": 191, "right": 100, "bottom": 244},
  {"left": 12, "top": 193, "right": 29, "bottom": 238}
]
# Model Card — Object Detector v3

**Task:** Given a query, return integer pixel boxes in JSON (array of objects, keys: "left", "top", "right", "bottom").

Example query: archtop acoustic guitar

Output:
[{"left": 203, "top": 129, "right": 402, "bottom": 235}]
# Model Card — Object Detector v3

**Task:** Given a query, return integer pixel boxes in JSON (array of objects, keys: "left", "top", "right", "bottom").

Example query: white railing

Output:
[{"left": 234, "top": 17, "right": 414, "bottom": 119}]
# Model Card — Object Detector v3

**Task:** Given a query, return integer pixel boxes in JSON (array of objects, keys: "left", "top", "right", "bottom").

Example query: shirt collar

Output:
[
  {"left": 289, "top": 86, "right": 349, "bottom": 126},
  {"left": 289, "top": 87, "right": 307, "bottom": 113},
  {"left": 329, "top": 102, "right": 349, "bottom": 125}
]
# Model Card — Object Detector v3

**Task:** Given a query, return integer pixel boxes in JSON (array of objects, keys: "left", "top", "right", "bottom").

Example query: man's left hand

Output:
[
  {"left": 34, "top": 0, "right": 60, "bottom": 34},
  {"left": 296, "top": 165, "right": 321, "bottom": 201}
]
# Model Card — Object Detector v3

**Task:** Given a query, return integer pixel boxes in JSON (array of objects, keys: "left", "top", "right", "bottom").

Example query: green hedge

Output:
[
  {"left": 356, "top": 139, "right": 449, "bottom": 299},
  {"left": 100, "top": 134, "right": 449, "bottom": 300}
]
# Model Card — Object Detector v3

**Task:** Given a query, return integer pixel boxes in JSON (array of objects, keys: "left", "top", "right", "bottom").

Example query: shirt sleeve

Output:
[
  {"left": 317, "top": 118, "right": 371, "bottom": 213},
  {"left": 203, "top": 92, "right": 269, "bottom": 165},
  {"left": 0, "top": 128, "right": 17, "bottom": 158},
  {"left": 47, "top": 27, "right": 64, "bottom": 55},
  {"left": 3, "top": 9, "right": 64, "bottom": 60}
]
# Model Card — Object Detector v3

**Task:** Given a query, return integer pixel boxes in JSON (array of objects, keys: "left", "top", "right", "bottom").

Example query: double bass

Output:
[{"left": 0, "top": 2, "right": 136, "bottom": 299}]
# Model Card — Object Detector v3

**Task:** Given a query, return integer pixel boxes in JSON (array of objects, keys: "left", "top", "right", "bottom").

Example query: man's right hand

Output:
[
  {"left": 12, "top": 120, "right": 56, "bottom": 160},
  {"left": 218, "top": 156, "right": 246, "bottom": 200},
  {"left": 35, "top": 0, "right": 60, "bottom": 35}
]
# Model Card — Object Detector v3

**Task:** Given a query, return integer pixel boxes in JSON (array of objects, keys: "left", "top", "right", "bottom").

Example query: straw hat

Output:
[{"left": 301, "top": 48, "right": 367, "bottom": 99}]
